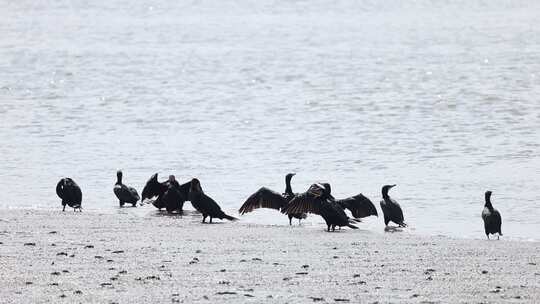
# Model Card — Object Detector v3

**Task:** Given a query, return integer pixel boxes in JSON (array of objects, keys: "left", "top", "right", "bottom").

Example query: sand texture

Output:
[{"left": 0, "top": 209, "right": 538, "bottom": 303}]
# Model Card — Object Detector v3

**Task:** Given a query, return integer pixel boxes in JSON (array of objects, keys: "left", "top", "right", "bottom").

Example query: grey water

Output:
[{"left": 1, "top": 0, "right": 539, "bottom": 241}]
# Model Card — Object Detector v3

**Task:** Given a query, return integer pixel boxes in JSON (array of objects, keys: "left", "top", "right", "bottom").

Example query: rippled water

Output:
[{"left": 1, "top": 0, "right": 539, "bottom": 240}]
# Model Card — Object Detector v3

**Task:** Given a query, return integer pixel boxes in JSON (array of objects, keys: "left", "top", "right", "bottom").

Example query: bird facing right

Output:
[
  {"left": 188, "top": 178, "right": 237, "bottom": 223},
  {"left": 481, "top": 190, "right": 502, "bottom": 240},
  {"left": 379, "top": 184, "right": 406, "bottom": 228}
]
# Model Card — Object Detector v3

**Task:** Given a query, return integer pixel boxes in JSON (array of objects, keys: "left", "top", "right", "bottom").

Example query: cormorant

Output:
[
  {"left": 141, "top": 173, "right": 190, "bottom": 213},
  {"left": 238, "top": 173, "right": 307, "bottom": 225},
  {"left": 481, "top": 191, "right": 502, "bottom": 240},
  {"left": 56, "top": 178, "right": 82, "bottom": 212},
  {"left": 283, "top": 183, "right": 358, "bottom": 232},
  {"left": 162, "top": 175, "right": 188, "bottom": 214},
  {"left": 113, "top": 170, "right": 140, "bottom": 207},
  {"left": 380, "top": 184, "right": 406, "bottom": 227},
  {"left": 321, "top": 183, "right": 378, "bottom": 220},
  {"left": 188, "top": 178, "right": 237, "bottom": 223}
]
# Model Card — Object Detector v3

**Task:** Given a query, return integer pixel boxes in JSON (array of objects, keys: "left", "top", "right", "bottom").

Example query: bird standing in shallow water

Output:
[
  {"left": 188, "top": 178, "right": 237, "bottom": 223},
  {"left": 113, "top": 170, "right": 140, "bottom": 207},
  {"left": 56, "top": 178, "right": 82, "bottom": 212},
  {"left": 380, "top": 184, "right": 406, "bottom": 228},
  {"left": 238, "top": 173, "right": 307, "bottom": 225},
  {"left": 481, "top": 191, "right": 502, "bottom": 240}
]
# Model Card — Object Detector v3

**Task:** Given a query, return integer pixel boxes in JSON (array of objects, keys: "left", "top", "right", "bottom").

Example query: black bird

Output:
[
  {"left": 322, "top": 183, "right": 378, "bottom": 221},
  {"left": 188, "top": 178, "right": 237, "bottom": 223},
  {"left": 238, "top": 173, "right": 307, "bottom": 225},
  {"left": 481, "top": 191, "right": 502, "bottom": 240},
  {"left": 113, "top": 170, "right": 140, "bottom": 207},
  {"left": 141, "top": 173, "right": 169, "bottom": 209},
  {"left": 380, "top": 184, "right": 406, "bottom": 227},
  {"left": 283, "top": 183, "right": 358, "bottom": 232},
  {"left": 141, "top": 173, "right": 190, "bottom": 213},
  {"left": 56, "top": 178, "right": 82, "bottom": 212},
  {"left": 162, "top": 175, "right": 189, "bottom": 214}
]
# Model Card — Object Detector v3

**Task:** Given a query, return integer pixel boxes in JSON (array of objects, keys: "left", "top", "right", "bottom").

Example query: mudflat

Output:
[{"left": 0, "top": 209, "right": 538, "bottom": 303}]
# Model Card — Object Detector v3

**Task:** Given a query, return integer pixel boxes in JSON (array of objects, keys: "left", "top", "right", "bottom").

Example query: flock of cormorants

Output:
[{"left": 55, "top": 171, "right": 503, "bottom": 239}]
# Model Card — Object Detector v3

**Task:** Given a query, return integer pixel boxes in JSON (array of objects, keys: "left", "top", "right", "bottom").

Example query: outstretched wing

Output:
[
  {"left": 282, "top": 184, "right": 325, "bottom": 215},
  {"left": 178, "top": 180, "right": 191, "bottom": 200},
  {"left": 336, "top": 193, "right": 378, "bottom": 218},
  {"left": 141, "top": 173, "right": 162, "bottom": 201},
  {"left": 239, "top": 187, "right": 288, "bottom": 214}
]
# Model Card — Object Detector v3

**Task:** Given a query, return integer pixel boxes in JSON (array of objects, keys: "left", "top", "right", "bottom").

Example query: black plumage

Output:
[
  {"left": 481, "top": 191, "right": 502, "bottom": 240},
  {"left": 162, "top": 175, "right": 190, "bottom": 214},
  {"left": 322, "top": 183, "right": 378, "bottom": 220},
  {"left": 56, "top": 177, "right": 82, "bottom": 212},
  {"left": 140, "top": 173, "right": 190, "bottom": 213},
  {"left": 188, "top": 178, "right": 237, "bottom": 223},
  {"left": 283, "top": 183, "right": 358, "bottom": 232},
  {"left": 238, "top": 173, "right": 307, "bottom": 225},
  {"left": 113, "top": 170, "right": 140, "bottom": 207},
  {"left": 379, "top": 184, "right": 406, "bottom": 227}
]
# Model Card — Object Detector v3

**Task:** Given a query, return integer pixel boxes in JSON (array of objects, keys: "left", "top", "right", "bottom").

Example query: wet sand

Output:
[{"left": 0, "top": 209, "right": 538, "bottom": 303}]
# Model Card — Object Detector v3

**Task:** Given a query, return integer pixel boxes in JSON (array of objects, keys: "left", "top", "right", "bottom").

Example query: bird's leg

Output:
[
  {"left": 332, "top": 226, "right": 336, "bottom": 232},
  {"left": 62, "top": 205, "right": 66, "bottom": 212},
  {"left": 298, "top": 218, "right": 301, "bottom": 225},
  {"left": 288, "top": 215, "right": 292, "bottom": 226},
  {"left": 210, "top": 217, "right": 213, "bottom": 224},
  {"left": 497, "top": 235, "right": 499, "bottom": 240},
  {"left": 202, "top": 216, "right": 206, "bottom": 223},
  {"left": 327, "top": 225, "right": 331, "bottom": 232},
  {"left": 487, "top": 234, "right": 490, "bottom": 240}
]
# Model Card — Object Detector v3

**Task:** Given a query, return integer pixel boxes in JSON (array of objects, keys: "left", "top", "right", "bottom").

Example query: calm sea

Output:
[{"left": 1, "top": 0, "right": 539, "bottom": 240}]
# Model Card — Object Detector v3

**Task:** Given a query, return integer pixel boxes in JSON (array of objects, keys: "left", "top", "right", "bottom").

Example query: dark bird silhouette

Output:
[
  {"left": 113, "top": 170, "right": 140, "bottom": 207},
  {"left": 162, "top": 175, "right": 189, "bottom": 214},
  {"left": 481, "top": 191, "right": 502, "bottom": 240},
  {"left": 380, "top": 184, "right": 406, "bottom": 227},
  {"left": 141, "top": 173, "right": 169, "bottom": 209},
  {"left": 56, "top": 178, "right": 82, "bottom": 212},
  {"left": 283, "top": 183, "right": 358, "bottom": 232},
  {"left": 321, "top": 183, "right": 378, "bottom": 221},
  {"left": 188, "top": 178, "right": 237, "bottom": 223},
  {"left": 238, "top": 173, "right": 307, "bottom": 225},
  {"left": 140, "top": 173, "right": 190, "bottom": 213}
]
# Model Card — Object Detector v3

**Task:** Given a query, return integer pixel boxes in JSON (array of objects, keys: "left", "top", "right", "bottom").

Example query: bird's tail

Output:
[
  {"left": 347, "top": 224, "right": 358, "bottom": 229},
  {"left": 223, "top": 214, "right": 238, "bottom": 221},
  {"left": 350, "top": 218, "right": 361, "bottom": 223},
  {"left": 398, "top": 222, "right": 407, "bottom": 227}
]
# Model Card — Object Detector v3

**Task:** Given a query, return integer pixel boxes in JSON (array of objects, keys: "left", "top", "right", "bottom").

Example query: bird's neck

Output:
[
  {"left": 484, "top": 195, "right": 493, "bottom": 210},
  {"left": 116, "top": 176, "right": 122, "bottom": 185},
  {"left": 382, "top": 192, "right": 390, "bottom": 200},
  {"left": 285, "top": 178, "right": 293, "bottom": 195}
]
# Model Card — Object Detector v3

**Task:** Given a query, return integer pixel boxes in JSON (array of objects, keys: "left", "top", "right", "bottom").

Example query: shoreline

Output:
[
  {"left": 1, "top": 205, "right": 537, "bottom": 243},
  {"left": 0, "top": 209, "right": 539, "bottom": 303}
]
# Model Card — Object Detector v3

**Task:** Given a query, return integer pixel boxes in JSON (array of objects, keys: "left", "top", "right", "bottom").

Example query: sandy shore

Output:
[{"left": 0, "top": 209, "right": 538, "bottom": 303}]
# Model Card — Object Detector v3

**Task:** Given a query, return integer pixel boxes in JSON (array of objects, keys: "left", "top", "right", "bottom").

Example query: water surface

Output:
[{"left": 1, "top": 0, "right": 539, "bottom": 240}]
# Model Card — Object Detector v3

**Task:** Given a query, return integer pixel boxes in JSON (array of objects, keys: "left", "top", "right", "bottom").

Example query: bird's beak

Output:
[{"left": 391, "top": 184, "right": 397, "bottom": 188}]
